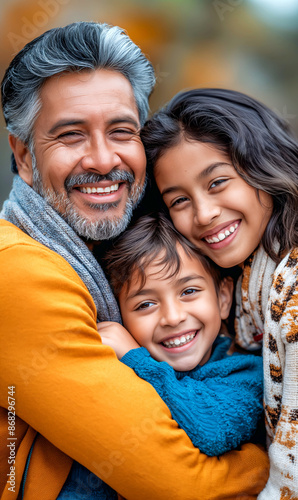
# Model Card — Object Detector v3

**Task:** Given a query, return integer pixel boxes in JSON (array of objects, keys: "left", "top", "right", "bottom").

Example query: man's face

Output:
[{"left": 27, "top": 69, "right": 147, "bottom": 240}]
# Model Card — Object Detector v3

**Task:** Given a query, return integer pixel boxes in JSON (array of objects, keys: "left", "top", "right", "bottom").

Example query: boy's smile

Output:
[
  {"left": 161, "top": 329, "right": 197, "bottom": 348},
  {"left": 119, "top": 244, "right": 232, "bottom": 371}
]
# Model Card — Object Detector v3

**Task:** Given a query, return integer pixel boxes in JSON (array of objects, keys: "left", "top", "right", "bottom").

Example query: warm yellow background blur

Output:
[{"left": 0, "top": 0, "right": 297, "bottom": 206}]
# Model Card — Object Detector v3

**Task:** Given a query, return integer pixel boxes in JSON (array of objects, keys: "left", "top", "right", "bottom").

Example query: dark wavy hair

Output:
[
  {"left": 105, "top": 212, "right": 222, "bottom": 297},
  {"left": 141, "top": 88, "right": 298, "bottom": 261}
]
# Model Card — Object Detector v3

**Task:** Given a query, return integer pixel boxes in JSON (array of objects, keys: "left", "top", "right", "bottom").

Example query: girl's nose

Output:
[{"left": 193, "top": 198, "right": 221, "bottom": 227}]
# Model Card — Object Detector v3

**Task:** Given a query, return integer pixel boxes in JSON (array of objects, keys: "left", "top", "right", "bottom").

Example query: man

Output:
[{"left": 0, "top": 22, "right": 268, "bottom": 499}]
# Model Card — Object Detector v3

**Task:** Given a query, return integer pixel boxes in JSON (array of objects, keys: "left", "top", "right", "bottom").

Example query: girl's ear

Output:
[
  {"left": 218, "top": 277, "right": 234, "bottom": 320},
  {"left": 9, "top": 135, "right": 33, "bottom": 186}
]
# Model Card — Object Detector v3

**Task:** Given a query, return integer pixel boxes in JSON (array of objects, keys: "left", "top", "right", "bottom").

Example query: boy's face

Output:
[{"left": 119, "top": 245, "right": 232, "bottom": 371}]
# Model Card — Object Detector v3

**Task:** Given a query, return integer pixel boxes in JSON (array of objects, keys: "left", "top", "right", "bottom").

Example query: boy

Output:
[{"left": 98, "top": 213, "right": 265, "bottom": 456}]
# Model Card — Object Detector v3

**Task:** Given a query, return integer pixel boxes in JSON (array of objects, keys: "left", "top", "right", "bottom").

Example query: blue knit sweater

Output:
[
  {"left": 59, "top": 336, "right": 264, "bottom": 498},
  {"left": 121, "top": 336, "right": 264, "bottom": 456}
]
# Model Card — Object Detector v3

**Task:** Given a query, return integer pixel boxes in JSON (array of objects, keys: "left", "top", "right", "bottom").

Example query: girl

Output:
[{"left": 141, "top": 88, "right": 298, "bottom": 499}]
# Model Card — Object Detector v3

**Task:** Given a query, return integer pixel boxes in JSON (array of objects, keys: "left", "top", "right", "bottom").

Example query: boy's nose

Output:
[{"left": 159, "top": 302, "right": 187, "bottom": 328}]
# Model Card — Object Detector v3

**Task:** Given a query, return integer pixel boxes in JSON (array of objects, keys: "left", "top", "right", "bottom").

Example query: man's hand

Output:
[{"left": 97, "top": 321, "right": 140, "bottom": 359}]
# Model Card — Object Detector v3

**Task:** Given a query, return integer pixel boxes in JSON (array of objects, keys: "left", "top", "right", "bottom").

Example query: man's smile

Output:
[{"left": 78, "top": 183, "right": 120, "bottom": 194}]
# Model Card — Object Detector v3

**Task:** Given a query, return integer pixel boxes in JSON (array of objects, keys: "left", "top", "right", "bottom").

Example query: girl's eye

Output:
[
  {"left": 170, "top": 196, "right": 189, "bottom": 208},
  {"left": 209, "top": 178, "right": 228, "bottom": 189}
]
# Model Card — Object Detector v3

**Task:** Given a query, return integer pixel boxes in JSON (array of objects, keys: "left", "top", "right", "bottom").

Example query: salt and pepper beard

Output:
[{"left": 30, "top": 151, "right": 146, "bottom": 241}]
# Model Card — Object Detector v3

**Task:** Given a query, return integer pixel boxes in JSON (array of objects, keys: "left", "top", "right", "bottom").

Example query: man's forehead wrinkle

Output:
[
  {"left": 40, "top": 84, "right": 137, "bottom": 120},
  {"left": 38, "top": 89, "right": 139, "bottom": 130},
  {"left": 42, "top": 88, "right": 134, "bottom": 106}
]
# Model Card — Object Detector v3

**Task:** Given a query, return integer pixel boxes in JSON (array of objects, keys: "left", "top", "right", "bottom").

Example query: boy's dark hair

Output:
[
  {"left": 141, "top": 88, "right": 298, "bottom": 261},
  {"left": 105, "top": 213, "right": 222, "bottom": 297}
]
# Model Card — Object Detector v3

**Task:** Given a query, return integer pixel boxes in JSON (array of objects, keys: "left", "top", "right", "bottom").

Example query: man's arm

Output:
[
  {"left": 0, "top": 239, "right": 269, "bottom": 500},
  {"left": 121, "top": 340, "right": 264, "bottom": 456}
]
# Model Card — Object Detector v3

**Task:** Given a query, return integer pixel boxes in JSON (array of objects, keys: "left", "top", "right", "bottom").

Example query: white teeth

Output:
[
  {"left": 163, "top": 331, "right": 196, "bottom": 348},
  {"left": 79, "top": 183, "right": 119, "bottom": 194},
  {"left": 205, "top": 223, "right": 239, "bottom": 244}
]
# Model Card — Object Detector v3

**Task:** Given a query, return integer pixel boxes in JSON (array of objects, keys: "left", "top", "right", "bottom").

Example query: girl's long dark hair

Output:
[{"left": 141, "top": 88, "right": 298, "bottom": 261}]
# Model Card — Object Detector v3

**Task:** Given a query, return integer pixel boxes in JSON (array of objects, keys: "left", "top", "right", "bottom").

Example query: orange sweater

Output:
[{"left": 0, "top": 220, "right": 269, "bottom": 500}]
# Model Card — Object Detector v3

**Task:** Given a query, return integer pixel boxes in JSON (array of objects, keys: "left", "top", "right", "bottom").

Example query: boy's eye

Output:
[
  {"left": 135, "top": 301, "right": 154, "bottom": 311},
  {"left": 181, "top": 288, "right": 198, "bottom": 297}
]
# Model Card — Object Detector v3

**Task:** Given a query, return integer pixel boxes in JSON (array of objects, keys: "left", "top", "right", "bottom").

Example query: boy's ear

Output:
[
  {"left": 218, "top": 276, "right": 234, "bottom": 320},
  {"left": 9, "top": 135, "right": 33, "bottom": 186}
]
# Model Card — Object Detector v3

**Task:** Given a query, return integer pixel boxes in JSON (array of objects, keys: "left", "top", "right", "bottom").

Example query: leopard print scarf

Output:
[{"left": 235, "top": 244, "right": 298, "bottom": 498}]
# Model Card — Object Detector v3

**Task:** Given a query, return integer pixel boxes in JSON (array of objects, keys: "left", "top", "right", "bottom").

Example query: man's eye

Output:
[
  {"left": 58, "top": 131, "right": 82, "bottom": 139},
  {"left": 111, "top": 129, "right": 136, "bottom": 138}
]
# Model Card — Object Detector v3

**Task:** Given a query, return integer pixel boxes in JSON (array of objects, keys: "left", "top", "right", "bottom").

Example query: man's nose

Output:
[
  {"left": 193, "top": 198, "right": 221, "bottom": 227},
  {"left": 159, "top": 301, "right": 187, "bottom": 328},
  {"left": 81, "top": 135, "right": 121, "bottom": 175}
]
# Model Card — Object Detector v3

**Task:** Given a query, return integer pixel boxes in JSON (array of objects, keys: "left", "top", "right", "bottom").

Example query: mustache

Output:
[{"left": 65, "top": 170, "right": 135, "bottom": 193}]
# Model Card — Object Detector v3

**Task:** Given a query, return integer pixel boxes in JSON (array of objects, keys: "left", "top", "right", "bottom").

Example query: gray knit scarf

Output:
[{"left": 0, "top": 175, "right": 121, "bottom": 323}]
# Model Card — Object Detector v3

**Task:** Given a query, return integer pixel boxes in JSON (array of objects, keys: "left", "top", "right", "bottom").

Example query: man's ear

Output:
[
  {"left": 9, "top": 135, "right": 33, "bottom": 186},
  {"left": 218, "top": 276, "right": 234, "bottom": 320}
]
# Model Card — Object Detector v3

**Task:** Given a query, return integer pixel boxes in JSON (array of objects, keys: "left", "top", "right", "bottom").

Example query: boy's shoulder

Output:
[
  {"left": 187, "top": 335, "right": 263, "bottom": 381},
  {"left": 209, "top": 335, "right": 233, "bottom": 362}
]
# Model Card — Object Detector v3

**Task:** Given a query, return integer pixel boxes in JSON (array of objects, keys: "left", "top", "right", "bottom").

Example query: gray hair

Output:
[{"left": 1, "top": 21, "right": 155, "bottom": 173}]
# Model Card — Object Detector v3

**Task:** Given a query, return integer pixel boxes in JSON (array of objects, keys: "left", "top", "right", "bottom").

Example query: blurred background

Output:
[{"left": 0, "top": 0, "right": 297, "bottom": 206}]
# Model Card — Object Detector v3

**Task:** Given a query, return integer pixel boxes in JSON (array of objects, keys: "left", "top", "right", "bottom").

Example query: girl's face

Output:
[{"left": 155, "top": 139, "right": 273, "bottom": 268}]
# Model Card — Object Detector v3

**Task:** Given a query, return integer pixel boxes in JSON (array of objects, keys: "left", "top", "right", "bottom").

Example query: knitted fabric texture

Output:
[
  {"left": 122, "top": 336, "right": 264, "bottom": 457},
  {"left": 235, "top": 245, "right": 298, "bottom": 499},
  {"left": 0, "top": 175, "right": 121, "bottom": 323},
  {"left": 61, "top": 335, "right": 264, "bottom": 497}
]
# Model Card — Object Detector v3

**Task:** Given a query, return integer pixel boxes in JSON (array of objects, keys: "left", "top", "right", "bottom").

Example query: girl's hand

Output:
[{"left": 97, "top": 321, "right": 140, "bottom": 359}]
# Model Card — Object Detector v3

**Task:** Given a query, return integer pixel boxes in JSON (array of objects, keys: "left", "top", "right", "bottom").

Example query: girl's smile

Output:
[
  {"left": 155, "top": 139, "right": 273, "bottom": 268},
  {"left": 200, "top": 219, "right": 240, "bottom": 247}
]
